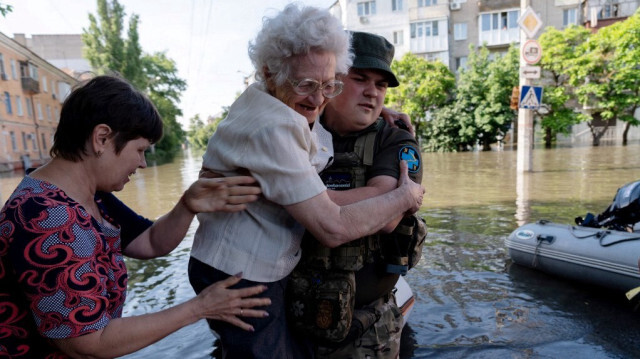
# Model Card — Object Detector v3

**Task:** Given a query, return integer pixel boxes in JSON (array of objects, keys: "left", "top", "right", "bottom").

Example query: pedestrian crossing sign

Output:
[{"left": 519, "top": 85, "right": 543, "bottom": 110}]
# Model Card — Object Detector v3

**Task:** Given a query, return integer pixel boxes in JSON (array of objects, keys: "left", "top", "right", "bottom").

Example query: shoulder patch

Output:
[{"left": 399, "top": 146, "right": 421, "bottom": 173}]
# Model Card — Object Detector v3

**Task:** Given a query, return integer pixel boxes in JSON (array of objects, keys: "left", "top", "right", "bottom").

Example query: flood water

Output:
[{"left": 2, "top": 143, "right": 639, "bottom": 358}]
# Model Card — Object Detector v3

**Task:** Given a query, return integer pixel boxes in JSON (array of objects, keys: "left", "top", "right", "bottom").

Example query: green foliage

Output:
[
  {"left": 187, "top": 107, "right": 229, "bottom": 150},
  {"left": 142, "top": 53, "right": 186, "bottom": 153},
  {"left": 386, "top": 53, "right": 455, "bottom": 140},
  {"left": 451, "top": 44, "right": 519, "bottom": 151},
  {"left": 537, "top": 26, "right": 589, "bottom": 145},
  {"left": 83, "top": 0, "right": 187, "bottom": 155},
  {"left": 0, "top": 3, "right": 12, "bottom": 17},
  {"left": 476, "top": 44, "right": 519, "bottom": 150},
  {"left": 421, "top": 105, "right": 465, "bottom": 152}
]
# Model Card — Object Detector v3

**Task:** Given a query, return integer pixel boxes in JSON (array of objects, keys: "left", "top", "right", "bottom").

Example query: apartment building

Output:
[
  {"left": 13, "top": 33, "right": 91, "bottom": 79},
  {"left": 331, "top": 0, "right": 639, "bottom": 72},
  {"left": 330, "top": 0, "right": 640, "bottom": 143},
  {"left": 0, "top": 32, "right": 77, "bottom": 171}
]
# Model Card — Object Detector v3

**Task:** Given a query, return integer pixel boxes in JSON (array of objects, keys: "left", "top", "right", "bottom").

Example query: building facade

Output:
[
  {"left": 330, "top": 0, "right": 640, "bottom": 144},
  {"left": 0, "top": 32, "right": 77, "bottom": 171}
]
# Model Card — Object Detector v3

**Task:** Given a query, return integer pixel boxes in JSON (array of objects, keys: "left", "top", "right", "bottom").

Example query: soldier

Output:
[{"left": 287, "top": 31, "right": 425, "bottom": 358}]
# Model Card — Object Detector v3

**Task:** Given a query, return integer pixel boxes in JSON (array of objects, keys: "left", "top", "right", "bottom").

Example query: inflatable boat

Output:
[
  {"left": 506, "top": 220, "right": 640, "bottom": 292},
  {"left": 507, "top": 180, "right": 640, "bottom": 292}
]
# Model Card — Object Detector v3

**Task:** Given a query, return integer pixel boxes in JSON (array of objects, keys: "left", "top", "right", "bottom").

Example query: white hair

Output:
[{"left": 248, "top": 3, "right": 353, "bottom": 86}]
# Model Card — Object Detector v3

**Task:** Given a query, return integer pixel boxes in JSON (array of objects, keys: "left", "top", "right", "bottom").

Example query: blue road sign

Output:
[{"left": 519, "top": 85, "right": 543, "bottom": 110}]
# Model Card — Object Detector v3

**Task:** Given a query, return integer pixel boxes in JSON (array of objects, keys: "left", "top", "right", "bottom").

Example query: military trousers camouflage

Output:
[{"left": 315, "top": 294, "right": 404, "bottom": 359}]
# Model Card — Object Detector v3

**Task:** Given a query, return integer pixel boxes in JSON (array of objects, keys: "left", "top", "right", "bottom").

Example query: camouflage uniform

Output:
[
  {"left": 315, "top": 295, "right": 404, "bottom": 359},
  {"left": 287, "top": 118, "right": 422, "bottom": 358}
]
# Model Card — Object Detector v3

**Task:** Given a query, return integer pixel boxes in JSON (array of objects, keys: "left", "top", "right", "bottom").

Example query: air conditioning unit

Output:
[
  {"left": 359, "top": 16, "right": 369, "bottom": 24},
  {"left": 52, "top": 93, "right": 56, "bottom": 100},
  {"left": 450, "top": 2, "right": 461, "bottom": 10},
  {"left": 0, "top": 73, "right": 7, "bottom": 81}
]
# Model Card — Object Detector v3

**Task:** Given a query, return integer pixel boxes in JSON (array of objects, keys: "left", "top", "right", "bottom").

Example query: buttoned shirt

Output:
[{"left": 190, "top": 83, "right": 331, "bottom": 282}]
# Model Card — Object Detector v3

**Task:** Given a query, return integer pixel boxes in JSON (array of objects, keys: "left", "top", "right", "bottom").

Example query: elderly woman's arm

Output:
[
  {"left": 284, "top": 161, "right": 424, "bottom": 248},
  {"left": 124, "top": 176, "right": 261, "bottom": 259},
  {"left": 52, "top": 275, "right": 270, "bottom": 359}
]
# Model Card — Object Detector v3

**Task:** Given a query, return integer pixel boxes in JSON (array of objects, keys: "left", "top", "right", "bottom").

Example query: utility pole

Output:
[{"left": 517, "top": 0, "right": 533, "bottom": 173}]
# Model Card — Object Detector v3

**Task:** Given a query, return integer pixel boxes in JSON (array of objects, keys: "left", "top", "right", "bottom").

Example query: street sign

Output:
[
  {"left": 519, "top": 85, "right": 543, "bottom": 110},
  {"left": 522, "top": 40, "right": 542, "bottom": 64},
  {"left": 518, "top": 6, "right": 543, "bottom": 39},
  {"left": 520, "top": 65, "right": 541, "bottom": 79}
]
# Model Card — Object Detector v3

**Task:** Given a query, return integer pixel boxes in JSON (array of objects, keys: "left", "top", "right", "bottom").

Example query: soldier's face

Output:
[{"left": 323, "top": 68, "right": 388, "bottom": 135}]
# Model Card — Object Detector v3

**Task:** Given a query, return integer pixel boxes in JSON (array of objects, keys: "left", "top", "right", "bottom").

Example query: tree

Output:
[
  {"left": 141, "top": 52, "right": 187, "bottom": 154},
  {"left": 474, "top": 44, "right": 519, "bottom": 150},
  {"left": 386, "top": 53, "right": 455, "bottom": 140},
  {"left": 454, "top": 45, "right": 491, "bottom": 150},
  {"left": 83, "top": 0, "right": 187, "bottom": 155},
  {"left": 609, "top": 10, "right": 640, "bottom": 145},
  {"left": 537, "top": 26, "right": 588, "bottom": 147},
  {"left": 0, "top": 3, "right": 12, "bottom": 17},
  {"left": 187, "top": 107, "right": 229, "bottom": 150},
  {"left": 565, "top": 19, "right": 630, "bottom": 146}
]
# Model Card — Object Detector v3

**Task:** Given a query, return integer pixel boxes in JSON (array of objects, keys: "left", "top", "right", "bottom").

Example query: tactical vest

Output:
[
  {"left": 287, "top": 119, "right": 426, "bottom": 343},
  {"left": 302, "top": 120, "right": 384, "bottom": 272}
]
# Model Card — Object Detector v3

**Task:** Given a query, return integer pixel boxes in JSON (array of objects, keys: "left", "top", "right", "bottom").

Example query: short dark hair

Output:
[{"left": 50, "top": 75, "right": 163, "bottom": 161}]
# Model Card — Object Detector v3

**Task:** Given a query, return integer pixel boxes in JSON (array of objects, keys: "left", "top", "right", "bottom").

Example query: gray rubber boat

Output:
[{"left": 505, "top": 220, "right": 640, "bottom": 292}]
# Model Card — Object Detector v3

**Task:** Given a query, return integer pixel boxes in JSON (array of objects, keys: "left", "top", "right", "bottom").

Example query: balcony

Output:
[{"left": 21, "top": 77, "right": 40, "bottom": 94}]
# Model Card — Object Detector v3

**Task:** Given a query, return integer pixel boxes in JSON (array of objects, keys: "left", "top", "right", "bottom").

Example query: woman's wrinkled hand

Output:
[
  {"left": 397, "top": 160, "right": 424, "bottom": 214},
  {"left": 182, "top": 176, "right": 262, "bottom": 214},
  {"left": 195, "top": 275, "right": 271, "bottom": 332},
  {"left": 380, "top": 106, "right": 415, "bottom": 137}
]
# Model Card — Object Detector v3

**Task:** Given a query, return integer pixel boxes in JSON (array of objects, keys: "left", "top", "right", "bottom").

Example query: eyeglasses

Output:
[{"left": 288, "top": 78, "right": 344, "bottom": 98}]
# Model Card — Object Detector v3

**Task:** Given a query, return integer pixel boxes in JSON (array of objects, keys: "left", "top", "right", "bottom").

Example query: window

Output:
[
  {"left": 9, "top": 131, "right": 16, "bottom": 151},
  {"left": 10, "top": 59, "right": 16, "bottom": 79},
  {"left": 21, "top": 132, "right": 27, "bottom": 150},
  {"left": 599, "top": 3, "right": 619, "bottom": 19},
  {"left": 392, "top": 0, "right": 403, "bottom": 11},
  {"left": 46, "top": 105, "right": 52, "bottom": 121},
  {"left": 479, "top": 9, "right": 520, "bottom": 45},
  {"left": 4, "top": 92, "right": 11, "bottom": 114},
  {"left": 357, "top": 1, "right": 376, "bottom": 16},
  {"left": 563, "top": 8, "right": 577, "bottom": 26},
  {"left": 0, "top": 54, "right": 5, "bottom": 78},
  {"left": 25, "top": 98, "right": 33, "bottom": 118},
  {"left": 418, "top": 0, "right": 437, "bottom": 6},
  {"left": 51, "top": 80, "right": 56, "bottom": 97},
  {"left": 411, "top": 21, "right": 438, "bottom": 38},
  {"left": 16, "top": 96, "right": 23, "bottom": 116},
  {"left": 42, "top": 76, "right": 48, "bottom": 92},
  {"left": 31, "top": 133, "right": 37, "bottom": 150},
  {"left": 393, "top": 30, "right": 404, "bottom": 45},
  {"left": 36, "top": 102, "right": 43, "bottom": 120},
  {"left": 454, "top": 23, "right": 467, "bottom": 40},
  {"left": 41, "top": 133, "right": 47, "bottom": 151},
  {"left": 481, "top": 14, "right": 491, "bottom": 31},
  {"left": 456, "top": 56, "right": 468, "bottom": 71},
  {"left": 54, "top": 108, "right": 59, "bottom": 122}
]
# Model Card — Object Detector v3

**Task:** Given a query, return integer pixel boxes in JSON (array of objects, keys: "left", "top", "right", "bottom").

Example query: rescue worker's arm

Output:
[{"left": 284, "top": 161, "right": 424, "bottom": 248}]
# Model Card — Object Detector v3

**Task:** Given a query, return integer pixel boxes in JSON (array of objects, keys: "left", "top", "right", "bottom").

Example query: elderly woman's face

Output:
[{"left": 270, "top": 51, "right": 337, "bottom": 124}]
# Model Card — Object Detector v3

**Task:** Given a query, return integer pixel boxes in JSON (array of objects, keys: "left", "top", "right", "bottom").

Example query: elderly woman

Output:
[
  {"left": 188, "top": 4, "right": 425, "bottom": 358},
  {"left": 0, "top": 75, "right": 271, "bottom": 359}
]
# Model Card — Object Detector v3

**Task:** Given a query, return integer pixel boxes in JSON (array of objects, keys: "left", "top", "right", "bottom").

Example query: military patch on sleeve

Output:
[{"left": 399, "top": 146, "right": 421, "bottom": 173}]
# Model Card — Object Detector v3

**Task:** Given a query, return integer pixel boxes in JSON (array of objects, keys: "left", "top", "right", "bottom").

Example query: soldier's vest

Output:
[{"left": 286, "top": 120, "right": 427, "bottom": 343}]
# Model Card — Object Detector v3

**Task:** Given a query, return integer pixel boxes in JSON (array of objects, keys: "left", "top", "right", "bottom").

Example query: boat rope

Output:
[
  {"left": 567, "top": 226, "right": 640, "bottom": 247},
  {"left": 531, "top": 235, "right": 548, "bottom": 267}
]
